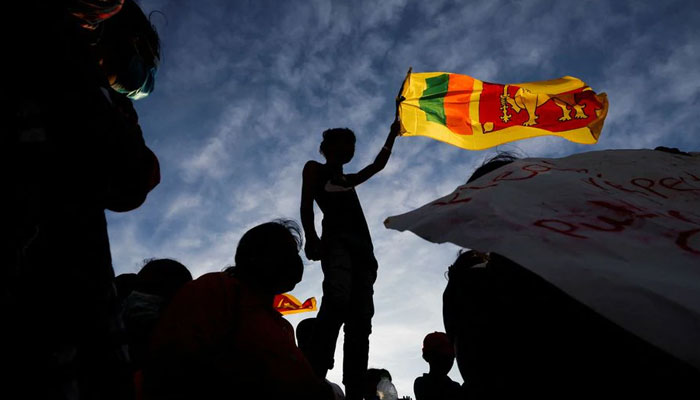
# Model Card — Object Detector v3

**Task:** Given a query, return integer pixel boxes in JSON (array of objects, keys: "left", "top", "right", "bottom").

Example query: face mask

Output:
[
  {"left": 112, "top": 54, "right": 157, "bottom": 100},
  {"left": 124, "top": 66, "right": 156, "bottom": 100}
]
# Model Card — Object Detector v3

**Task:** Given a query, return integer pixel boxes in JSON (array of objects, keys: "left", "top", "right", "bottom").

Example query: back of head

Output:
[
  {"left": 319, "top": 128, "right": 355, "bottom": 159},
  {"left": 233, "top": 219, "right": 304, "bottom": 294},
  {"left": 423, "top": 331, "right": 454, "bottom": 359},
  {"left": 137, "top": 258, "right": 192, "bottom": 302},
  {"left": 365, "top": 368, "right": 395, "bottom": 400},
  {"left": 466, "top": 152, "right": 518, "bottom": 183},
  {"left": 422, "top": 331, "right": 455, "bottom": 377},
  {"left": 295, "top": 317, "right": 317, "bottom": 356},
  {"left": 115, "top": 272, "right": 139, "bottom": 304}
]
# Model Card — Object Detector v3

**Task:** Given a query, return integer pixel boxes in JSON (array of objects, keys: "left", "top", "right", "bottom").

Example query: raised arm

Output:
[
  {"left": 344, "top": 118, "right": 401, "bottom": 187},
  {"left": 301, "top": 161, "right": 322, "bottom": 261}
]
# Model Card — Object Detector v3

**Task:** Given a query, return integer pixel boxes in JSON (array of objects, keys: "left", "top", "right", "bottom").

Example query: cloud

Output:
[
  {"left": 112, "top": 1, "right": 700, "bottom": 396},
  {"left": 163, "top": 193, "right": 202, "bottom": 219}
]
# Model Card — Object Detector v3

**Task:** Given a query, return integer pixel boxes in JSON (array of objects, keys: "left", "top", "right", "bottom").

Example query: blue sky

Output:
[{"left": 108, "top": 0, "right": 700, "bottom": 396}]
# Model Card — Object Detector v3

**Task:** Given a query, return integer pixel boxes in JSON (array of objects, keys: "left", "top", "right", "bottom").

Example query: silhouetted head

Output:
[
  {"left": 94, "top": 0, "right": 160, "bottom": 99},
  {"left": 364, "top": 368, "right": 392, "bottom": 400},
  {"left": 115, "top": 272, "right": 139, "bottom": 304},
  {"left": 296, "top": 317, "right": 316, "bottom": 356},
  {"left": 467, "top": 152, "right": 518, "bottom": 183},
  {"left": 232, "top": 219, "right": 304, "bottom": 295},
  {"left": 422, "top": 331, "right": 455, "bottom": 376},
  {"left": 654, "top": 146, "right": 691, "bottom": 156},
  {"left": 137, "top": 258, "right": 192, "bottom": 302},
  {"left": 320, "top": 128, "right": 356, "bottom": 165}
]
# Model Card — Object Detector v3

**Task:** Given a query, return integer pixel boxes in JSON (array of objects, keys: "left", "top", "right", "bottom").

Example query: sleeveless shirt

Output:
[{"left": 313, "top": 164, "right": 372, "bottom": 243}]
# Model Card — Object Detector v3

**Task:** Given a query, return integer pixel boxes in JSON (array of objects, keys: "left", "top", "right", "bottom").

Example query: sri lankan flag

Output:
[
  {"left": 398, "top": 72, "right": 608, "bottom": 150},
  {"left": 273, "top": 293, "right": 317, "bottom": 315}
]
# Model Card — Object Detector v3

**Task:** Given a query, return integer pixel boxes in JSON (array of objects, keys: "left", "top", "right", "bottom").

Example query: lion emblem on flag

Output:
[{"left": 499, "top": 85, "right": 590, "bottom": 126}]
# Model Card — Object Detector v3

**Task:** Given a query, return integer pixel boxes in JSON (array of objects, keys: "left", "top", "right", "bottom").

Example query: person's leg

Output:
[
  {"left": 342, "top": 248, "right": 378, "bottom": 400},
  {"left": 310, "top": 240, "right": 353, "bottom": 379}
]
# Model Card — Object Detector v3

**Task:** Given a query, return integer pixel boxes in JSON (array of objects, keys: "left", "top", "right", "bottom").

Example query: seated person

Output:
[{"left": 144, "top": 220, "right": 332, "bottom": 400}]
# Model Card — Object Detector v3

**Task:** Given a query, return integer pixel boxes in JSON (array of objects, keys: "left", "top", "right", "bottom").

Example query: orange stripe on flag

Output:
[
  {"left": 445, "top": 74, "right": 474, "bottom": 135},
  {"left": 399, "top": 72, "right": 607, "bottom": 150}
]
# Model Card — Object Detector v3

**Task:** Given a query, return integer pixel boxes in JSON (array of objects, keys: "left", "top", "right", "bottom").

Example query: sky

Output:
[{"left": 108, "top": 0, "right": 700, "bottom": 396}]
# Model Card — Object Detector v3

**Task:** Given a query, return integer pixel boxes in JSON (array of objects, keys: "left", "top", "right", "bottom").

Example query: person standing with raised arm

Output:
[{"left": 300, "top": 116, "right": 400, "bottom": 400}]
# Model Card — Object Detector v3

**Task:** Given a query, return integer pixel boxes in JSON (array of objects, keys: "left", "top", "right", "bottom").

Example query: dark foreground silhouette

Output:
[
  {"left": 143, "top": 220, "right": 333, "bottom": 400},
  {"left": 119, "top": 259, "right": 193, "bottom": 371},
  {"left": 441, "top": 152, "right": 700, "bottom": 398},
  {"left": 5, "top": 2, "right": 699, "bottom": 399},
  {"left": 444, "top": 250, "right": 700, "bottom": 398},
  {"left": 4, "top": 1, "right": 160, "bottom": 398}
]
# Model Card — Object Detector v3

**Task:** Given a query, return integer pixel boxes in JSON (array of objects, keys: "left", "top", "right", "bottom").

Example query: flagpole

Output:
[{"left": 395, "top": 67, "right": 412, "bottom": 134}]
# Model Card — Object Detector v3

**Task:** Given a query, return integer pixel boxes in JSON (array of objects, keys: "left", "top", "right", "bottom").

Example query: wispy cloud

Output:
[{"left": 112, "top": 0, "right": 700, "bottom": 396}]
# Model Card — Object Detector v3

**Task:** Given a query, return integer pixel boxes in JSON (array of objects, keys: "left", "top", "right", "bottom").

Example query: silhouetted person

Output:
[
  {"left": 297, "top": 317, "right": 347, "bottom": 400},
  {"left": 363, "top": 368, "right": 398, "bottom": 400},
  {"left": 444, "top": 251, "right": 700, "bottom": 398},
  {"left": 441, "top": 154, "right": 700, "bottom": 397},
  {"left": 145, "top": 220, "right": 333, "bottom": 400},
  {"left": 466, "top": 152, "right": 517, "bottom": 184},
  {"left": 115, "top": 272, "right": 139, "bottom": 306},
  {"left": 4, "top": 1, "right": 160, "bottom": 399},
  {"left": 413, "top": 332, "right": 461, "bottom": 400},
  {"left": 123, "top": 259, "right": 192, "bottom": 370},
  {"left": 301, "top": 119, "right": 400, "bottom": 399}
]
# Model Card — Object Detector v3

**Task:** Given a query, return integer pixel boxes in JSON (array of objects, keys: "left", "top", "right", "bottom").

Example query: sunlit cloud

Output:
[{"left": 108, "top": 1, "right": 700, "bottom": 396}]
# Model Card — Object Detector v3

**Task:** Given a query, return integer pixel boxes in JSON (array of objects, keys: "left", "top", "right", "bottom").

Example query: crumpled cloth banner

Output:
[{"left": 386, "top": 149, "right": 700, "bottom": 368}]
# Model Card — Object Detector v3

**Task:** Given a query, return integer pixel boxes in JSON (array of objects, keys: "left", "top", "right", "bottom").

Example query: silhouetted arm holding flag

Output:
[
  {"left": 343, "top": 119, "right": 400, "bottom": 187},
  {"left": 301, "top": 119, "right": 400, "bottom": 261}
]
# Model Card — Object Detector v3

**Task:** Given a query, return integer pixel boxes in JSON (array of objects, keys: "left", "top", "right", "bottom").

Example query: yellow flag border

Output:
[{"left": 397, "top": 71, "right": 608, "bottom": 150}]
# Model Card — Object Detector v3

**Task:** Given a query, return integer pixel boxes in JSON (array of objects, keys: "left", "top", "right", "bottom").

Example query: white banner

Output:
[{"left": 385, "top": 149, "right": 700, "bottom": 368}]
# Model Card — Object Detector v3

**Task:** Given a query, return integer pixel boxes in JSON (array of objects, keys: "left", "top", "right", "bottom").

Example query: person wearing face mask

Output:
[
  {"left": 92, "top": 0, "right": 160, "bottom": 100},
  {"left": 3, "top": 1, "right": 160, "bottom": 398},
  {"left": 144, "top": 220, "right": 334, "bottom": 400}
]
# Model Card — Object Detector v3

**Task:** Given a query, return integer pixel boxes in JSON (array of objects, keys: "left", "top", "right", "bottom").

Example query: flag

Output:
[
  {"left": 398, "top": 72, "right": 608, "bottom": 150},
  {"left": 273, "top": 293, "right": 317, "bottom": 315}
]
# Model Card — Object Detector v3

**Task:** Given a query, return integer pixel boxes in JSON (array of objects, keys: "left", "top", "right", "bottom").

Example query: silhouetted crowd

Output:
[{"left": 4, "top": 1, "right": 700, "bottom": 399}]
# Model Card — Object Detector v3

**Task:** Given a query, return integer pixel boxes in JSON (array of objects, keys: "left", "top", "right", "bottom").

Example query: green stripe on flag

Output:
[{"left": 419, "top": 74, "right": 449, "bottom": 126}]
